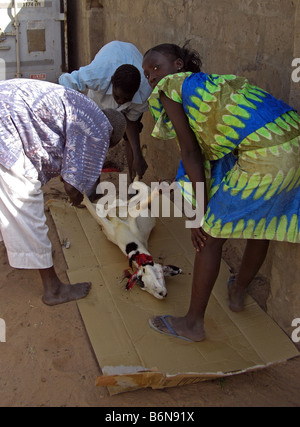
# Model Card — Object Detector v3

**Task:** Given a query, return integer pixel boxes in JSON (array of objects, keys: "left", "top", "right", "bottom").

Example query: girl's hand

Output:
[{"left": 191, "top": 227, "right": 208, "bottom": 252}]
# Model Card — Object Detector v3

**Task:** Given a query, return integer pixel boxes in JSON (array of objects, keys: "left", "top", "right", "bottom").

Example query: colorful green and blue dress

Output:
[{"left": 148, "top": 72, "right": 300, "bottom": 243}]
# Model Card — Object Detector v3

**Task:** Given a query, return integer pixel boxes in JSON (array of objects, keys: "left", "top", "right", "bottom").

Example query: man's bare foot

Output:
[
  {"left": 42, "top": 282, "right": 91, "bottom": 306},
  {"left": 40, "top": 267, "right": 91, "bottom": 306},
  {"left": 227, "top": 275, "right": 246, "bottom": 312},
  {"left": 149, "top": 315, "right": 205, "bottom": 342}
]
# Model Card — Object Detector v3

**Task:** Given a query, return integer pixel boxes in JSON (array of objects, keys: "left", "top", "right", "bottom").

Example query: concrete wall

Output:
[
  {"left": 67, "top": 0, "right": 300, "bottom": 339},
  {"left": 66, "top": 0, "right": 104, "bottom": 71}
]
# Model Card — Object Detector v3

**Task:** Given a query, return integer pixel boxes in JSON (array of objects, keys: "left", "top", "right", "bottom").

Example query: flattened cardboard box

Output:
[{"left": 49, "top": 200, "right": 299, "bottom": 395}]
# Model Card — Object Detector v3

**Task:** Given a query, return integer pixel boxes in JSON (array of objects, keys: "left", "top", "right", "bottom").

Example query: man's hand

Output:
[{"left": 63, "top": 181, "right": 83, "bottom": 206}]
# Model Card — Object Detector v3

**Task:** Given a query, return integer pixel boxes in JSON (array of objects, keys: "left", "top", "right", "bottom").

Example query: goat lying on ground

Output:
[{"left": 83, "top": 182, "right": 182, "bottom": 299}]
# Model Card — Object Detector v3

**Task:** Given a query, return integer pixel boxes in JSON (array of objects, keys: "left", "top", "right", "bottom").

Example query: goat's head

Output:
[
  {"left": 124, "top": 242, "right": 182, "bottom": 300},
  {"left": 133, "top": 263, "right": 167, "bottom": 299}
]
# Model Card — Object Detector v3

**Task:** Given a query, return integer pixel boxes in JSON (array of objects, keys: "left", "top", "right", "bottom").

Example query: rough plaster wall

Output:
[
  {"left": 290, "top": 1, "right": 300, "bottom": 112},
  {"left": 100, "top": 0, "right": 295, "bottom": 100},
  {"left": 266, "top": 242, "right": 300, "bottom": 338},
  {"left": 97, "top": 0, "right": 298, "bottom": 179},
  {"left": 69, "top": 0, "right": 300, "bottom": 335},
  {"left": 268, "top": 0, "right": 300, "bottom": 339},
  {"left": 67, "top": 0, "right": 104, "bottom": 70}
]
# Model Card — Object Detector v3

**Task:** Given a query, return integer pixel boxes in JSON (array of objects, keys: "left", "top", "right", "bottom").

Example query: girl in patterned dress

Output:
[{"left": 142, "top": 43, "right": 300, "bottom": 342}]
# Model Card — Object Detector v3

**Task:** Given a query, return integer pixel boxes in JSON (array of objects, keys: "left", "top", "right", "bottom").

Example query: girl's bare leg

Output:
[
  {"left": 40, "top": 266, "right": 91, "bottom": 306},
  {"left": 228, "top": 239, "right": 270, "bottom": 312},
  {"left": 150, "top": 235, "right": 226, "bottom": 341}
]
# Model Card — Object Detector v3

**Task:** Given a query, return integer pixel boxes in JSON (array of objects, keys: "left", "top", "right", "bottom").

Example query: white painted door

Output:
[{"left": 0, "top": 0, "right": 67, "bottom": 82}]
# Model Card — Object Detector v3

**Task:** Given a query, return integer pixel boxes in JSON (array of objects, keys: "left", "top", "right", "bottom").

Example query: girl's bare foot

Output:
[
  {"left": 149, "top": 315, "right": 205, "bottom": 342},
  {"left": 227, "top": 275, "right": 246, "bottom": 312}
]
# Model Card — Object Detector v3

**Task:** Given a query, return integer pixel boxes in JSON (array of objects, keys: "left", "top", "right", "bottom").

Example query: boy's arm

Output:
[{"left": 124, "top": 118, "right": 148, "bottom": 181}]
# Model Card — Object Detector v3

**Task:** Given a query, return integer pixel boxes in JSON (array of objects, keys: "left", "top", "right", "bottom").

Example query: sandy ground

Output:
[{"left": 0, "top": 175, "right": 299, "bottom": 408}]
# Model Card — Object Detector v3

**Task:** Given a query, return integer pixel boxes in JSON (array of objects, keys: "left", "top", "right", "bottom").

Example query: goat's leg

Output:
[
  {"left": 128, "top": 182, "right": 160, "bottom": 217},
  {"left": 128, "top": 215, "right": 156, "bottom": 247},
  {"left": 83, "top": 195, "right": 117, "bottom": 238}
]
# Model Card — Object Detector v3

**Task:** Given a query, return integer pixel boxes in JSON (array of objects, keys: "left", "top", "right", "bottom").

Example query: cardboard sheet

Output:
[{"left": 49, "top": 200, "right": 299, "bottom": 395}]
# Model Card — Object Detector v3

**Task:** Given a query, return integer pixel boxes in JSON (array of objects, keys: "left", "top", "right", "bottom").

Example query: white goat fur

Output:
[{"left": 83, "top": 182, "right": 181, "bottom": 299}]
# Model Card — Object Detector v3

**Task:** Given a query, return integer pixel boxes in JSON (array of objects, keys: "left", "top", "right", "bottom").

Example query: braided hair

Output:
[
  {"left": 111, "top": 64, "right": 141, "bottom": 96},
  {"left": 144, "top": 42, "right": 202, "bottom": 73}
]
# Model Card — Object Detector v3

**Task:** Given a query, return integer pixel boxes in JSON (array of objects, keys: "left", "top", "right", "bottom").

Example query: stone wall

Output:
[{"left": 66, "top": 0, "right": 300, "bottom": 339}]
